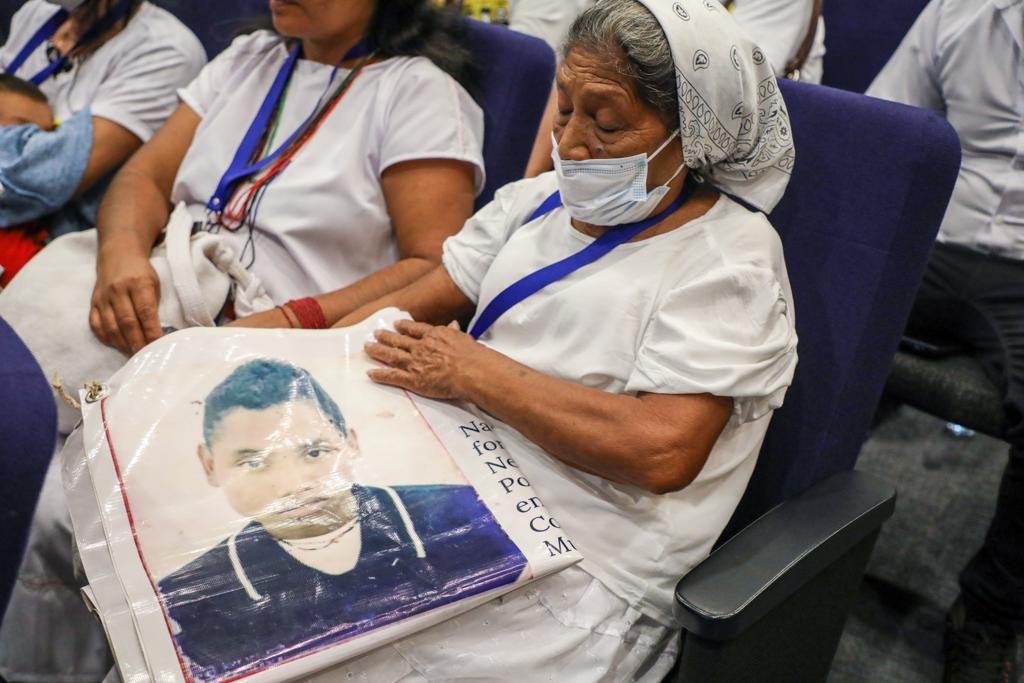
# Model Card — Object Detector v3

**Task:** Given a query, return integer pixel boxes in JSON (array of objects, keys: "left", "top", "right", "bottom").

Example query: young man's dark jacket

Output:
[{"left": 158, "top": 484, "right": 526, "bottom": 681}]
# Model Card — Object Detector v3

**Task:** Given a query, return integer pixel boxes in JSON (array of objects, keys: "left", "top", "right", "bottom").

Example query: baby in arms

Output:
[
  {"left": 0, "top": 74, "right": 56, "bottom": 287},
  {"left": 0, "top": 73, "right": 55, "bottom": 130}
]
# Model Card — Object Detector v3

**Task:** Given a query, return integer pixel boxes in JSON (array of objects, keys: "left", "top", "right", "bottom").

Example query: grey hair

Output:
[{"left": 562, "top": 0, "right": 678, "bottom": 124}]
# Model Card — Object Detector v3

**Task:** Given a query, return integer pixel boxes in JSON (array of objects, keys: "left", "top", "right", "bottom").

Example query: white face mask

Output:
[{"left": 550, "top": 130, "right": 685, "bottom": 226}]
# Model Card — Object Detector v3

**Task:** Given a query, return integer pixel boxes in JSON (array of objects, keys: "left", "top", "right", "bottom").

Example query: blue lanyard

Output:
[
  {"left": 469, "top": 180, "right": 697, "bottom": 340},
  {"left": 4, "top": 0, "right": 134, "bottom": 86},
  {"left": 3, "top": 8, "right": 68, "bottom": 80},
  {"left": 206, "top": 40, "right": 371, "bottom": 213}
]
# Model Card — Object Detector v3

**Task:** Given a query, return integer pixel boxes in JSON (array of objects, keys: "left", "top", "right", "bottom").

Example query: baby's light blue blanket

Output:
[{"left": 0, "top": 109, "right": 102, "bottom": 237}]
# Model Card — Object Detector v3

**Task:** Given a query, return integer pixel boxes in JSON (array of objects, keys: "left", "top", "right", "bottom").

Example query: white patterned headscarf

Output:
[{"left": 631, "top": 0, "right": 795, "bottom": 212}]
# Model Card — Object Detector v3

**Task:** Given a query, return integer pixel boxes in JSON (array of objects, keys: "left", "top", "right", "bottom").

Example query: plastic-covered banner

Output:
[{"left": 65, "top": 309, "right": 580, "bottom": 682}]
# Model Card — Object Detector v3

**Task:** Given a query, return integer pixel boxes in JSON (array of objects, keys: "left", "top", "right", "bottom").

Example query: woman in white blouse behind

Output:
[
  {"left": 319, "top": 0, "right": 799, "bottom": 678},
  {"left": 87, "top": 0, "right": 485, "bottom": 354}
]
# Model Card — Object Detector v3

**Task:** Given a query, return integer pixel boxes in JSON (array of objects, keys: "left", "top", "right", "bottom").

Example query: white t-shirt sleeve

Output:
[
  {"left": 626, "top": 263, "right": 797, "bottom": 423},
  {"left": 729, "top": 0, "right": 814, "bottom": 74},
  {"left": 508, "top": 0, "right": 585, "bottom": 51},
  {"left": 866, "top": 0, "right": 945, "bottom": 113},
  {"left": 378, "top": 58, "right": 486, "bottom": 193},
  {"left": 0, "top": 0, "right": 51, "bottom": 67},
  {"left": 441, "top": 177, "right": 551, "bottom": 304},
  {"left": 179, "top": 32, "right": 272, "bottom": 118},
  {"left": 90, "top": 38, "right": 205, "bottom": 142}
]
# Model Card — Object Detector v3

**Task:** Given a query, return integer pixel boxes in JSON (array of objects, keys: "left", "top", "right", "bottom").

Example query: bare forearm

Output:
[
  {"left": 524, "top": 87, "right": 557, "bottom": 178},
  {"left": 74, "top": 117, "right": 142, "bottom": 199},
  {"left": 454, "top": 346, "right": 708, "bottom": 492},
  {"left": 367, "top": 321, "right": 734, "bottom": 492},
  {"left": 95, "top": 105, "right": 200, "bottom": 260},
  {"left": 336, "top": 265, "right": 473, "bottom": 328},
  {"left": 95, "top": 167, "right": 169, "bottom": 258},
  {"left": 316, "top": 257, "right": 436, "bottom": 324}
]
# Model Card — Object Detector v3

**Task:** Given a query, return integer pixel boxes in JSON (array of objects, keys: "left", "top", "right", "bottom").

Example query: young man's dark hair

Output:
[
  {"left": 0, "top": 74, "right": 55, "bottom": 131},
  {"left": 203, "top": 359, "right": 346, "bottom": 444}
]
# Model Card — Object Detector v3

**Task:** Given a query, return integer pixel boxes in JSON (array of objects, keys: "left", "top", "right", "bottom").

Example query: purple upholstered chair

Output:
[
  {"left": 669, "top": 80, "right": 961, "bottom": 681},
  {"left": 0, "top": 0, "right": 16, "bottom": 42},
  {"left": 460, "top": 20, "right": 555, "bottom": 208},
  {"left": 822, "top": 0, "right": 931, "bottom": 93},
  {"left": 0, "top": 1, "right": 267, "bottom": 56},
  {"left": 152, "top": 0, "right": 269, "bottom": 59},
  {"left": 0, "top": 317, "right": 57, "bottom": 618}
]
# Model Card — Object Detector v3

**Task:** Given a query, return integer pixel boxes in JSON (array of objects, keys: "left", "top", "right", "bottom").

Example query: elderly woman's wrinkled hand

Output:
[{"left": 365, "top": 319, "right": 483, "bottom": 400}]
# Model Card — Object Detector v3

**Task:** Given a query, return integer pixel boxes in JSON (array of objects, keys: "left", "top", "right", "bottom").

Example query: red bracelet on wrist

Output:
[{"left": 284, "top": 297, "right": 328, "bottom": 330}]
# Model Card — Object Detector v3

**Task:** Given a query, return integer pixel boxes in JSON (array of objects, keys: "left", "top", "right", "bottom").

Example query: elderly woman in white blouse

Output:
[{"left": 322, "top": 0, "right": 799, "bottom": 679}]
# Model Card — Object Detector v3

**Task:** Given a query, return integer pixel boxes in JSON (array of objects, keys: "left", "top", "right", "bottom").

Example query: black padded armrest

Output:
[{"left": 675, "top": 470, "right": 895, "bottom": 641}]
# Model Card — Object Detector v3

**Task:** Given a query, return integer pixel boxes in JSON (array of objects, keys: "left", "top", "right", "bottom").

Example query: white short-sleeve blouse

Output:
[
  {"left": 172, "top": 31, "right": 486, "bottom": 304},
  {"left": 442, "top": 172, "right": 798, "bottom": 625}
]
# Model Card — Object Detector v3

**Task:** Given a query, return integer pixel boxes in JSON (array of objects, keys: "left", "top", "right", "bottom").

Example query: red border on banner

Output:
[
  {"left": 101, "top": 396, "right": 358, "bottom": 682},
  {"left": 100, "top": 396, "right": 198, "bottom": 683},
  {"left": 99, "top": 383, "right": 529, "bottom": 681}
]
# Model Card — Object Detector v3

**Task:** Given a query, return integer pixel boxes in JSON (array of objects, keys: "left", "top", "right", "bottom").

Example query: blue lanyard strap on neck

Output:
[
  {"left": 206, "top": 39, "right": 369, "bottom": 213},
  {"left": 5, "top": 0, "right": 135, "bottom": 86},
  {"left": 3, "top": 8, "right": 68, "bottom": 78},
  {"left": 468, "top": 179, "right": 698, "bottom": 340}
]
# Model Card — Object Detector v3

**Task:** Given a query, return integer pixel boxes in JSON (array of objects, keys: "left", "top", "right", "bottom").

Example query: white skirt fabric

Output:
[
  {"left": 0, "top": 453, "right": 113, "bottom": 683},
  {"left": 2, "top": 459, "right": 679, "bottom": 683},
  {"left": 307, "top": 566, "right": 680, "bottom": 682}
]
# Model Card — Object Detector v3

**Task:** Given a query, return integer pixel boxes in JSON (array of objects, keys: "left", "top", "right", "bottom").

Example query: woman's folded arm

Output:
[
  {"left": 366, "top": 319, "right": 733, "bottom": 494},
  {"left": 317, "top": 158, "right": 476, "bottom": 323},
  {"left": 336, "top": 264, "right": 475, "bottom": 329},
  {"left": 90, "top": 103, "right": 200, "bottom": 354}
]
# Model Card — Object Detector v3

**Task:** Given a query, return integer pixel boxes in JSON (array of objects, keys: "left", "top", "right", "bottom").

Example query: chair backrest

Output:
[
  {"left": 821, "top": 0, "right": 931, "bottom": 92},
  {"left": 0, "top": 0, "right": 16, "bottom": 43},
  {"left": 460, "top": 20, "right": 555, "bottom": 208},
  {"left": 0, "top": 1, "right": 266, "bottom": 56},
  {"left": 721, "top": 80, "right": 960, "bottom": 539},
  {"left": 0, "top": 317, "right": 57, "bottom": 616},
  {"left": 150, "top": 0, "right": 268, "bottom": 58}
]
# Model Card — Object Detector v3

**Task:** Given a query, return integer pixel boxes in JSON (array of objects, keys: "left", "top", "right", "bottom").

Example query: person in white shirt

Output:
[
  {"left": 0, "top": 0, "right": 206, "bottom": 231},
  {"left": 88, "top": 0, "right": 485, "bottom": 353},
  {"left": 728, "top": 0, "right": 825, "bottom": 84},
  {"left": 0, "top": 1, "right": 486, "bottom": 680},
  {"left": 868, "top": 1, "right": 1024, "bottom": 680},
  {"left": 509, "top": 0, "right": 593, "bottom": 51},
  {"left": 306, "top": 0, "right": 797, "bottom": 678},
  {"left": 509, "top": 0, "right": 824, "bottom": 79}
]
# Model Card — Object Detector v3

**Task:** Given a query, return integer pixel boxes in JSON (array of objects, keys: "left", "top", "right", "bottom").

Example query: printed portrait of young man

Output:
[{"left": 156, "top": 359, "right": 528, "bottom": 681}]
